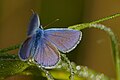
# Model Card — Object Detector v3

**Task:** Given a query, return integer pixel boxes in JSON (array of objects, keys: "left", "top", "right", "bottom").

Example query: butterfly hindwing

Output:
[
  {"left": 18, "top": 36, "right": 33, "bottom": 61},
  {"left": 44, "top": 28, "right": 82, "bottom": 53},
  {"left": 33, "top": 38, "right": 60, "bottom": 68}
]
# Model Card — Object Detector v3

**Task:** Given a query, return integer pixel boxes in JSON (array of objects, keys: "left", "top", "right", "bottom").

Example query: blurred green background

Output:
[{"left": 0, "top": 0, "right": 120, "bottom": 79}]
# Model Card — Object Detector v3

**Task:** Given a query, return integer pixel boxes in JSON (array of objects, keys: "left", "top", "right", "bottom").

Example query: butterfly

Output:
[{"left": 18, "top": 13, "right": 82, "bottom": 69}]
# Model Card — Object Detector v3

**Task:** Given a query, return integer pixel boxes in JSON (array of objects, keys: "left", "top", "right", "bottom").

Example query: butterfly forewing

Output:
[
  {"left": 44, "top": 28, "right": 82, "bottom": 53},
  {"left": 27, "top": 13, "right": 40, "bottom": 36},
  {"left": 33, "top": 38, "right": 60, "bottom": 68}
]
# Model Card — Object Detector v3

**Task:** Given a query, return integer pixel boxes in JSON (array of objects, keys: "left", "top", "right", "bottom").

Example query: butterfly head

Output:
[{"left": 39, "top": 25, "right": 43, "bottom": 30}]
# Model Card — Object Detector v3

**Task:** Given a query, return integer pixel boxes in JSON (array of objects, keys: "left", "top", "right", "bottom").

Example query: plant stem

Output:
[
  {"left": 61, "top": 54, "right": 74, "bottom": 80},
  {"left": 69, "top": 13, "right": 120, "bottom": 79},
  {"left": 89, "top": 24, "right": 120, "bottom": 80},
  {"left": 0, "top": 44, "right": 21, "bottom": 54}
]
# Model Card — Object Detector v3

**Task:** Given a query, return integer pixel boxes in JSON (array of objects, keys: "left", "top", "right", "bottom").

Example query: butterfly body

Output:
[
  {"left": 18, "top": 13, "right": 82, "bottom": 68},
  {"left": 32, "top": 29, "right": 43, "bottom": 56}
]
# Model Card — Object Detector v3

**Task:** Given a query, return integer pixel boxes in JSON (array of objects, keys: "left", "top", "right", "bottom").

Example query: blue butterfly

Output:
[{"left": 18, "top": 13, "right": 82, "bottom": 68}]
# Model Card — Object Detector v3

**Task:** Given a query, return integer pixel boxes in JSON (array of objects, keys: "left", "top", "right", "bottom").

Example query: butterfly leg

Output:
[{"left": 61, "top": 54, "right": 74, "bottom": 80}]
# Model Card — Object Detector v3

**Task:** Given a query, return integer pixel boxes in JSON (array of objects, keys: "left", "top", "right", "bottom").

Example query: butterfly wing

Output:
[
  {"left": 44, "top": 28, "right": 82, "bottom": 53},
  {"left": 33, "top": 38, "right": 60, "bottom": 68},
  {"left": 27, "top": 13, "right": 40, "bottom": 36},
  {"left": 18, "top": 36, "right": 33, "bottom": 61}
]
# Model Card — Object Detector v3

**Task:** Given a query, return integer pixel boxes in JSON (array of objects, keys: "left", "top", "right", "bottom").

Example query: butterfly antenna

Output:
[
  {"left": 44, "top": 19, "right": 59, "bottom": 28},
  {"left": 30, "top": 9, "right": 35, "bottom": 14}
]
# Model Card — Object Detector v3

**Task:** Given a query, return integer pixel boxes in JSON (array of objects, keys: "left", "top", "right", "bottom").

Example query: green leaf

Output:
[{"left": 0, "top": 60, "right": 29, "bottom": 79}]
